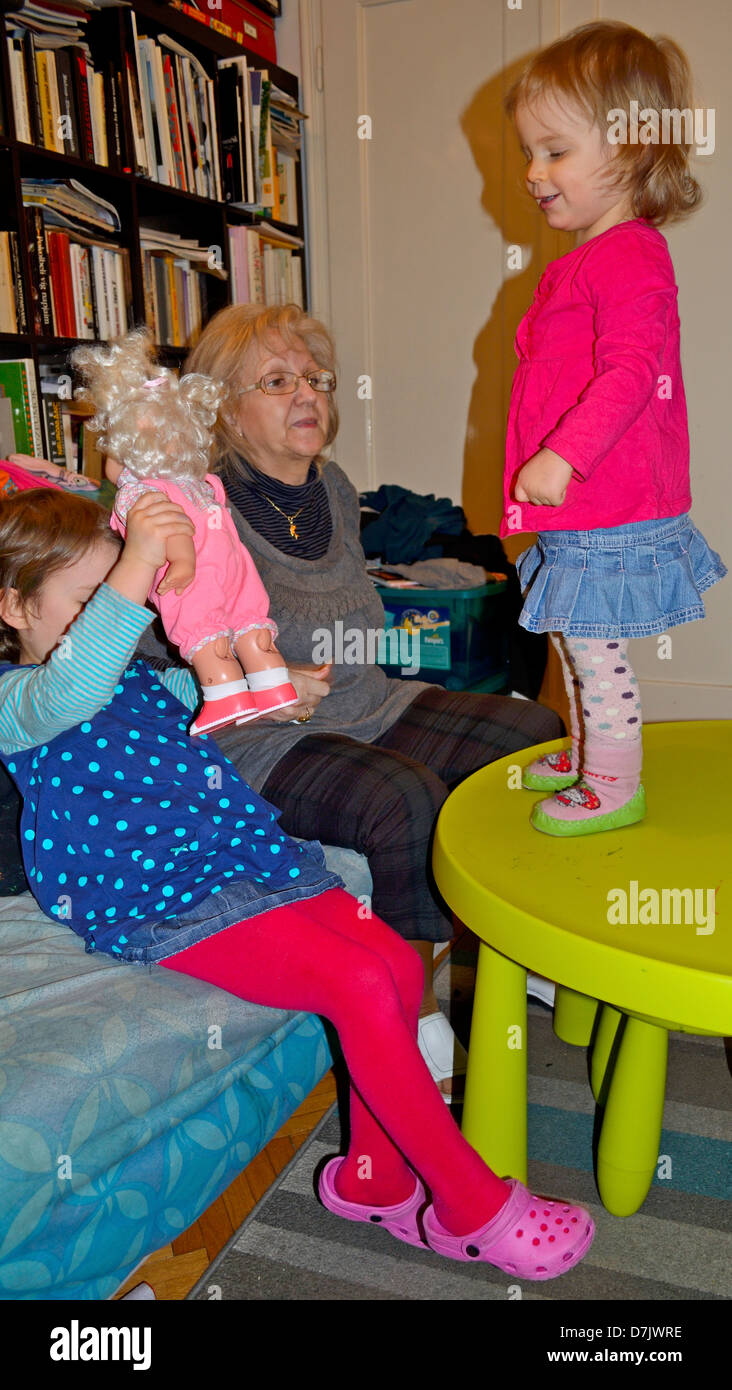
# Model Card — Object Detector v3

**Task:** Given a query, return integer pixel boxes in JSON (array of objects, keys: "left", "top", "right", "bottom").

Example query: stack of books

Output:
[
  {"left": 5, "top": 0, "right": 113, "bottom": 165},
  {"left": 140, "top": 225, "right": 228, "bottom": 348},
  {"left": 22, "top": 178, "right": 131, "bottom": 340},
  {"left": 228, "top": 221, "right": 303, "bottom": 307},
  {"left": 126, "top": 13, "right": 221, "bottom": 199}
]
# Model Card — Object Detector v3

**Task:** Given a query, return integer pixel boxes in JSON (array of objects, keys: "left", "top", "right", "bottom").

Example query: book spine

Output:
[
  {"left": 71, "top": 48, "right": 95, "bottom": 161},
  {"left": 85, "top": 59, "right": 99, "bottom": 164},
  {"left": 105, "top": 60, "right": 123, "bottom": 166},
  {"left": 45, "top": 49, "right": 63, "bottom": 153},
  {"left": 35, "top": 50, "right": 57, "bottom": 150},
  {"left": 0, "top": 363, "right": 32, "bottom": 453},
  {"left": 8, "top": 38, "right": 32, "bottom": 144},
  {"left": 94, "top": 69, "right": 109, "bottom": 166},
  {"left": 27, "top": 209, "right": 54, "bottom": 334},
  {"left": 173, "top": 56, "right": 194, "bottom": 191},
  {"left": 46, "top": 231, "right": 68, "bottom": 337},
  {"left": 162, "top": 54, "right": 187, "bottom": 190},
  {"left": 54, "top": 49, "right": 81, "bottom": 159},
  {"left": 108, "top": 251, "right": 121, "bottom": 336},
  {"left": 0, "top": 234, "right": 17, "bottom": 334},
  {"left": 41, "top": 396, "right": 67, "bottom": 465},
  {"left": 90, "top": 245, "right": 109, "bottom": 339},
  {"left": 8, "top": 233, "right": 28, "bottom": 334},
  {"left": 23, "top": 30, "right": 43, "bottom": 146},
  {"left": 26, "top": 361, "right": 44, "bottom": 455}
]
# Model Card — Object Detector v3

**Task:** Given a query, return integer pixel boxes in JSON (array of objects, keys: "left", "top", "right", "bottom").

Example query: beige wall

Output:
[{"left": 301, "top": 0, "right": 731, "bottom": 715}]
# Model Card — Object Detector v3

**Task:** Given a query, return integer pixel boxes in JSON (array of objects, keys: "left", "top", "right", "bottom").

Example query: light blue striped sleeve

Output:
[
  {"left": 159, "top": 665, "right": 199, "bottom": 712},
  {"left": 0, "top": 583, "right": 154, "bottom": 755}
]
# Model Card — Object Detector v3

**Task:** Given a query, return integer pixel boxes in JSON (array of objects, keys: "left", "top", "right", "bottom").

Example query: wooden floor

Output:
[{"left": 113, "top": 1069, "right": 339, "bottom": 1301}]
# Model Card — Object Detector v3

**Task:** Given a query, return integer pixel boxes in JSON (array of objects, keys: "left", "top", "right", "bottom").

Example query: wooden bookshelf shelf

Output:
[{"left": 0, "top": 0, "right": 308, "bottom": 468}]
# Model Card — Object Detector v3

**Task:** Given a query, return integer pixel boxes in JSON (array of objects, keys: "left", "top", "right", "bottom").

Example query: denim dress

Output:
[
  {"left": 0, "top": 660, "right": 342, "bottom": 965},
  {"left": 516, "top": 514, "right": 727, "bottom": 639}
]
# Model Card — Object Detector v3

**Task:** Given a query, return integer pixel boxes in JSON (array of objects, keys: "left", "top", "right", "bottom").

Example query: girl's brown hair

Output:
[
  {"left": 184, "top": 302, "right": 339, "bottom": 479},
  {"left": 0, "top": 488, "right": 120, "bottom": 662},
  {"left": 504, "top": 20, "right": 702, "bottom": 226}
]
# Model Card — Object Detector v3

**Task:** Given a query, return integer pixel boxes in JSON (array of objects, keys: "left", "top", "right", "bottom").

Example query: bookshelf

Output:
[{"left": 0, "top": 0, "right": 308, "bottom": 468}]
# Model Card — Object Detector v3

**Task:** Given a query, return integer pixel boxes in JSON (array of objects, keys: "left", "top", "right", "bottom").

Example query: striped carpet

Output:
[{"left": 189, "top": 939, "right": 732, "bottom": 1301}]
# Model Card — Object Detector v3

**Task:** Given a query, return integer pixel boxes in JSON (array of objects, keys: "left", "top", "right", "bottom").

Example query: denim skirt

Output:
[{"left": 516, "top": 514, "right": 727, "bottom": 639}]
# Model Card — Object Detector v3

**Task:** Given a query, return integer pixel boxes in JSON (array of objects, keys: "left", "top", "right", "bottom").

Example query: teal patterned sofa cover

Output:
[{"left": 0, "top": 848, "right": 372, "bottom": 1300}]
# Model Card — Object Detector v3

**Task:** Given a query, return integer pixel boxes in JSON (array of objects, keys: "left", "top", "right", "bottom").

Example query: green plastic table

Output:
[{"left": 432, "top": 720, "right": 732, "bottom": 1216}]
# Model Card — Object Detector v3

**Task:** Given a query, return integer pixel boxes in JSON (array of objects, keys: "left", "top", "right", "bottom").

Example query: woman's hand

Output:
[
  {"left": 260, "top": 663, "right": 333, "bottom": 722},
  {"left": 514, "top": 448, "right": 574, "bottom": 507},
  {"left": 108, "top": 492, "right": 195, "bottom": 607}
]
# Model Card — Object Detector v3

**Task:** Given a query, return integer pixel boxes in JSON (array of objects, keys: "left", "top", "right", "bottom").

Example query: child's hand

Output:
[
  {"left": 108, "top": 492, "right": 195, "bottom": 607},
  {"left": 125, "top": 492, "right": 195, "bottom": 573},
  {"left": 514, "top": 449, "right": 574, "bottom": 506}
]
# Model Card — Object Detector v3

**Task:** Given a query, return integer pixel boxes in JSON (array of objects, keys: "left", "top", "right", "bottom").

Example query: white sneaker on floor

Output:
[
  {"left": 418, "top": 1011, "right": 468, "bottom": 1104},
  {"left": 526, "top": 973, "right": 556, "bottom": 1007}
]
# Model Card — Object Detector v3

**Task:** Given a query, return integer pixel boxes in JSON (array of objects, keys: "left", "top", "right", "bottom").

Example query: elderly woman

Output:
[{"left": 183, "top": 303, "right": 561, "bottom": 1098}]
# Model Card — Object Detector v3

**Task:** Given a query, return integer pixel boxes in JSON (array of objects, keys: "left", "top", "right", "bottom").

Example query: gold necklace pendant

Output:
[{"left": 263, "top": 493, "right": 304, "bottom": 540}]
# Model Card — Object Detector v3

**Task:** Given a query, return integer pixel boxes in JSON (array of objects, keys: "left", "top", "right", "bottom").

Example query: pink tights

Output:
[{"left": 160, "top": 887, "right": 511, "bottom": 1235}]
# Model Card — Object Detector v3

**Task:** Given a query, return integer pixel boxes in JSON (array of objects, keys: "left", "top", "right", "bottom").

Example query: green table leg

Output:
[
  {"left": 597, "top": 1015, "right": 668, "bottom": 1216},
  {"left": 553, "top": 986, "right": 598, "bottom": 1045},
  {"left": 590, "top": 1004, "right": 623, "bottom": 1103},
  {"left": 461, "top": 940, "right": 527, "bottom": 1183}
]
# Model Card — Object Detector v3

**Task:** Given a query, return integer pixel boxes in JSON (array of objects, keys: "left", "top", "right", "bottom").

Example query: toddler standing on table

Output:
[{"left": 501, "top": 21, "right": 726, "bottom": 835}]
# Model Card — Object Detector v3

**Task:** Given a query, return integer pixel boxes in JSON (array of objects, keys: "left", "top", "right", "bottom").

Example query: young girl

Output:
[
  {"left": 0, "top": 487, "right": 594, "bottom": 1281},
  {"left": 501, "top": 20, "right": 726, "bottom": 836}
]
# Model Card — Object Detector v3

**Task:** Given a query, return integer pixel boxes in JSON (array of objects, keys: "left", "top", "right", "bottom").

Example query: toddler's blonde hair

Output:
[{"left": 505, "top": 20, "right": 702, "bottom": 226}]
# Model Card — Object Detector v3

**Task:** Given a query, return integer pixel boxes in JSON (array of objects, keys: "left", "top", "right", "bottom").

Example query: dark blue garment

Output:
[
  {"left": 0, "top": 660, "right": 341, "bottom": 963},
  {"left": 359, "top": 485, "right": 466, "bottom": 563}
]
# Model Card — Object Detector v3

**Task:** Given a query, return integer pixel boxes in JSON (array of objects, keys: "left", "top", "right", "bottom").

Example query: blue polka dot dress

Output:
[{"left": 1, "top": 661, "right": 341, "bottom": 963}]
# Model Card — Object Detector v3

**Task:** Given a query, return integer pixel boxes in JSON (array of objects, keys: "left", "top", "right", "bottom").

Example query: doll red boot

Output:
[{"left": 189, "top": 685, "right": 259, "bottom": 736}]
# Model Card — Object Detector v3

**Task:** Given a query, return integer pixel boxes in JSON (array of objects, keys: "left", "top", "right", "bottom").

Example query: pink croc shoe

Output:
[
  {"left": 422, "top": 1179, "right": 594, "bottom": 1280},
  {"left": 318, "top": 1157, "right": 427, "bottom": 1247}
]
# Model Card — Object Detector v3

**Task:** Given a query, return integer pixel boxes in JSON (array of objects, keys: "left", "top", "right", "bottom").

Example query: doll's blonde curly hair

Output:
[{"left": 72, "top": 330, "right": 223, "bottom": 484}]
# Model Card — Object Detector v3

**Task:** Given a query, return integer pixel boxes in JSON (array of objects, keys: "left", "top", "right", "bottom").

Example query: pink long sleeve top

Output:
[{"left": 500, "top": 218, "right": 692, "bottom": 538}]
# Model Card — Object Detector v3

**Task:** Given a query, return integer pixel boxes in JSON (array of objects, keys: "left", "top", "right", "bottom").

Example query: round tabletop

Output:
[{"left": 433, "top": 720, "right": 732, "bottom": 1034}]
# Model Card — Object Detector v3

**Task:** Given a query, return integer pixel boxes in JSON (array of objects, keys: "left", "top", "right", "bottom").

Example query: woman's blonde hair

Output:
[
  {"left": 0, "top": 489, "right": 120, "bottom": 663},
  {"left": 504, "top": 20, "right": 702, "bottom": 226},
  {"left": 72, "top": 330, "right": 221, "bottom": 484},
  {"left": 184, "top": 302, "right": 339, "bottom": 477}
]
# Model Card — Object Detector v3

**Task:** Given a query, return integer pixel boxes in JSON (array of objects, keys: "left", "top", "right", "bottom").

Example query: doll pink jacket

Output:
[
  {"left": 500, "top": 219, "right": 692, "bottom": 537},
  {"left": 110, "top": 471, "right": 276, "bottom": 660}
]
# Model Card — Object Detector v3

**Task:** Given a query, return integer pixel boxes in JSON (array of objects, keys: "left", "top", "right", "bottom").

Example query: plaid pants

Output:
[{"left": 262, "top": 687, "right": 562, "bottom": 941}]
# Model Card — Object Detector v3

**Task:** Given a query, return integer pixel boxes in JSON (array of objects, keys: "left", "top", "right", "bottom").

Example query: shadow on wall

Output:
[{"left": 459, "top": 51, "right": 573, "bottom": 562}]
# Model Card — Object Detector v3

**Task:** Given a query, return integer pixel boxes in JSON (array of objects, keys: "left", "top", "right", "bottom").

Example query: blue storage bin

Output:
[{"left": 374, "top": 580, "right": 510, "bottom": 691}]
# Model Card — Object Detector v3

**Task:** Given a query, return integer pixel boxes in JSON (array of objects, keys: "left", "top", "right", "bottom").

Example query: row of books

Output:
[
  {"left": 5, "top": 2, "right": 113, "bottom": 166},
  {"left": 22, "top": 179, "right": 131, "bottom": 341},
  {"left": 228, "top": 224, "right": 304, "bottom": 307},
  {"left": 126, "top": 14, "right": 221, "bottom": 201},
  {"left": 217, "top": 55, "right": 303, "bottom": 224},
  {"left": 141, "top": 227, "right": 228, "bottom": 349},
  {"left": 0, "top": 355, "right": 104, "bottom": 474},
  {"left": 0, "top": 232, "right": 29, "bottom": 334}
]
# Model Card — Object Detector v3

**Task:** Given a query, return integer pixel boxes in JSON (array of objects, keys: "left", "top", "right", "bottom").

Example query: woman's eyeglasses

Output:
[{"left": 239, "top": 370, "right": 336, "bottom": 397}]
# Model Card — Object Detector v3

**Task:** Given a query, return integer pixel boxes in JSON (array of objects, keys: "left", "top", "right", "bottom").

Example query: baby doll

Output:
[{"left": 71, "top": 331, "right": 298, "bottom": 737}]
